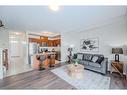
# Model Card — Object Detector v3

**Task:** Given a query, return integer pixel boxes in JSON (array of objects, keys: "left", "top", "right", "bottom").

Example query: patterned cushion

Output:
[
  {"left": 96, "top": 56, "right": 104, "bottom": 64},
  {"left": 83, "top": 54, "right": 93, "bottom": 61},
  {"left": 91, "top": 56, "right": 98, "bottom": 63},
  {"left": 93, "top": 54, "right": 104, "bottom": 58},
  {"left": 77, "top": 53, "right": 83, "bottom": 60}
]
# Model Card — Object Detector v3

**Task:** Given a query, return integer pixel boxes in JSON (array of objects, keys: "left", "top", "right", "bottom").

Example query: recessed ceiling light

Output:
[{"left": 49, "top": 4, "right": 60, "bottom": 11}]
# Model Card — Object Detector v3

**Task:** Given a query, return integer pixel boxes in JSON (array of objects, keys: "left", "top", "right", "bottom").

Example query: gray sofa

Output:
[{"left": 73, "top": 53, "right": 108, "bottom": 74}]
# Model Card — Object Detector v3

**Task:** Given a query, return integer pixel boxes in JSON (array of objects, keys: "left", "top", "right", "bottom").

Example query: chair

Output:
[
  {"left": 50, "top": 54, "right": 55, "bottom": 67},
  {"left": 38, "top": 55, "right": 46, "bottom": 70}
]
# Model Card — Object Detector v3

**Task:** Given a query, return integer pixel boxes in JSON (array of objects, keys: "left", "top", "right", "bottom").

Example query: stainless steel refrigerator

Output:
[{"left": 28, "top": 42, "right": 38, "bottom": 64}]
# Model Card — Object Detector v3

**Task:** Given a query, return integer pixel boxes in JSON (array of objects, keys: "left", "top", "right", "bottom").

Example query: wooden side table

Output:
[
  {"left": 122, "top": 61, "right": 127, "bottom": 79},
  {"left": 111, "top": 61, "right": 123, "bottom": 77}
]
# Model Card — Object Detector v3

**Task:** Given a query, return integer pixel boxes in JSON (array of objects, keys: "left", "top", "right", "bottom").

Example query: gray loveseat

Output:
[{"left": 73, "top": 53, "right": 108, "bottom": 75}]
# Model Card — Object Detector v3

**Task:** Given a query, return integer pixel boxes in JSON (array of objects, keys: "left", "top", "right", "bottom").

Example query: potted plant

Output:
[{"left": 74, "top": 58, "right": 79, "bottom": 66}]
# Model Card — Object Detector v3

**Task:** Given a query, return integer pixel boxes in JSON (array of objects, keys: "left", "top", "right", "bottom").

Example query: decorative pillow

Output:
[
  {"left": 96, "top": 56, "right": 104, "bottom": 64},
  {"left": 92, "top": 56, "right": 98, "bottom": 63},
  {"left": 77, "top": 53, "right": 83, "bottom": 60},
  {"left": 83, "top": 54, "right": 93, "bottom": 61}
]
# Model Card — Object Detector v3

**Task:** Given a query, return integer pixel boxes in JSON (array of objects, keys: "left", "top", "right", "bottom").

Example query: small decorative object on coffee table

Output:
[{"left": 67, "top": 64, "right": 84, "bottom": 79}]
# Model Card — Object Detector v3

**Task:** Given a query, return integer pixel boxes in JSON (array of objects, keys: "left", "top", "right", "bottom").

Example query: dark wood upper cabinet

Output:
[{"left": 29, "top": 37, "right": 61, "bottom": 47}]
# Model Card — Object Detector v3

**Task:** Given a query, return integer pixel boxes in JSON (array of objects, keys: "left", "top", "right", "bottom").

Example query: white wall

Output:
[
  {"left": 61, "top": 17, "right": 127, "bottom": 63},
  {"left": 0, "top": 28, "right": 9, "bottom": 49}
]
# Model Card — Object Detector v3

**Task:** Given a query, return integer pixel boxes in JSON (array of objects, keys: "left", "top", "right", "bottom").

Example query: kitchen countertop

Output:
[{"left": 35, "top": 52, "right": 56, "bottom": 56}]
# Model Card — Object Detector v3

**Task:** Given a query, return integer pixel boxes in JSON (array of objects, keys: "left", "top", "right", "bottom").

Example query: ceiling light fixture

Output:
[{"left": 49, "top": 4, "right": 60, "bottom": 11}]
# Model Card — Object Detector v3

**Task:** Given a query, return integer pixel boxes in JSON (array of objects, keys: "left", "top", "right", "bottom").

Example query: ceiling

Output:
[
  {"left": 0, "top": 6, "right": 127, "bottom": 34},
  {"left": 28, "top": 31, "right": 60, "bottom": 37}
]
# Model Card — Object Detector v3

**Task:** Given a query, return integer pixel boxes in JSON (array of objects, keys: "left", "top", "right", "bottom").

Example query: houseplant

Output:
[{"left": 74, "top": 58, "right": 79, "bottom": 66}]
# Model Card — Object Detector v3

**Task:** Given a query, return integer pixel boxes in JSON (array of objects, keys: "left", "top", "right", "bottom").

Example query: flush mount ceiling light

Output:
[{"left": 48, "top": 4, "right": 60, "bottom": 11}]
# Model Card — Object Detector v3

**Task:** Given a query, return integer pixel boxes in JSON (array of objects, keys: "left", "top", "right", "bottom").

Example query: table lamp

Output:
[
  {"left": 112, "top": 48, "right": 123, "bottom": 62},
  {"left": 68, "top": 48, "right": 73, "bottom": 63}
]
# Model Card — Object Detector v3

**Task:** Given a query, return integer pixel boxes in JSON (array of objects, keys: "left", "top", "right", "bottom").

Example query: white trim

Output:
[{"left": 0, "top": 48, "right": 3, "bottom": 79}]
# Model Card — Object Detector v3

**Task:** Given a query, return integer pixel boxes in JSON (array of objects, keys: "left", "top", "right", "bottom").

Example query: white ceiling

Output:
[
  {"left": 28, "top": 31, "right": 60, "bottom": 37},
  {"left": 0, "top": 6, "right": 127, "bottom": 34}
]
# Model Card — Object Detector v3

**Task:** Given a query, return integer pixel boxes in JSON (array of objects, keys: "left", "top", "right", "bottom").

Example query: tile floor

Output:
[
  {"left": 4, "top": 57, "right": 60, "bottom": 77},
  {"left": 5, "top": 57, "right": 33, "bottom": 77}
]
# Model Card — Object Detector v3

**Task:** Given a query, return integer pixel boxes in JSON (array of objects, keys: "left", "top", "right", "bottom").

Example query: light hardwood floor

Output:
[{"left": 0, "top": 64, "right": 127, "bottom": 89}]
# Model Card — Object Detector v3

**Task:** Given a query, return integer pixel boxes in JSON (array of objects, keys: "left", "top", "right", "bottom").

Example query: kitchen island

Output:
[{"left": 33, "top": 52, "right": 56, "bottom": 70}]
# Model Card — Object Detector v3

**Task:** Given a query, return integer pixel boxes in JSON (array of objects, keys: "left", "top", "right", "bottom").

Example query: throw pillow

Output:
[
  {"left": 96, "top": 56, "right": 104, "bottom": 64},
  {"left": 92, "top": 56, "right": 98, "bottom": 63},
  {"left": 77, "top": 53, "right": 83, "bottom": 60},
  {"left": 83, "top": 54, "right": 93, "bottom": 61}
]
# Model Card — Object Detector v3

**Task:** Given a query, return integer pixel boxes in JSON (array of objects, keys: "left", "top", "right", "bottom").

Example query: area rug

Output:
[{"left": 51, "top": 65, "right": 110, "bottom": 89}]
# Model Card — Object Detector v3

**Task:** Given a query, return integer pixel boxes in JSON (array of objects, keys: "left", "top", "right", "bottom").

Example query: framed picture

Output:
[{"left": 80, "top": 38, "right": 99, "bottom": 52}]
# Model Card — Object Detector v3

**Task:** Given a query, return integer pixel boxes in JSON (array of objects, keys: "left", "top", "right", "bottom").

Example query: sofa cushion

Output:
[
  {"left": 83, "top": 54, "right": 93, "bottom": 61},
  {"left": 88, "top": 62, "right": 101, "bottom": 68},
  {"left": 91, "top": 56, "right": 98, "bottom": 63},
  {"left": 93, "top": 54, "right": 104, "bottom": 58},
  {"left": 96, "top": 56, "right": 104, "bottom": 64},
  {"left": 77, "top": 53, "right": 83, "bottom": 60},
  {"left": 80, "top": 60, "right": 89, "bottom": 65}
]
